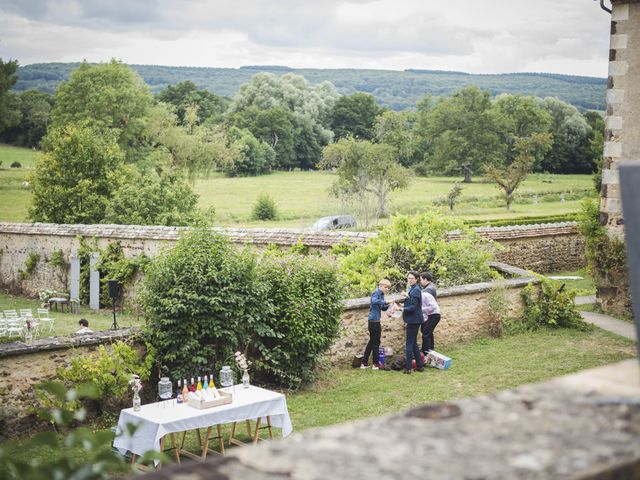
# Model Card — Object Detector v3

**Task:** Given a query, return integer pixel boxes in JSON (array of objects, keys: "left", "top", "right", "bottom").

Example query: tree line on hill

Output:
[{"left": 0, "top": 58, "right": 604, "bottom": 225}]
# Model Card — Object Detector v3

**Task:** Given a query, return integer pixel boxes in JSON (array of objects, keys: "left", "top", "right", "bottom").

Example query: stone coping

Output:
[
  {"left": 0, "top": 221, "right": 579, "bottom": 247},
  {"left": 140, "top": 360, "right": 640, "bottom": 480},
  {"left": 343, "top": 262, "right": 539, "bottom": 311},
  {"left": 0, "top": 327, "right": 141, "bottom": 358}
]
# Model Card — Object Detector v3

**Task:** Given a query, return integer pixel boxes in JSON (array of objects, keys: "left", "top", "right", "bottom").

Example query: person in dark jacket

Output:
[
  {"left": 400, "top": 271, "right": 424, "bottom": 374},
  {"left": 362, "top": 279, "right": 391, "bottom": 369}
]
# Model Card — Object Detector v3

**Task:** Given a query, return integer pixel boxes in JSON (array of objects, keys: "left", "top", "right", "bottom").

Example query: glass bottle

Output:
[
  {"left": 242, "top": 369, "right": 250, "bottom": 388},
  {"left": 133, "top": 391, "right": 141, "bottom": 411},
  {"left": 182, "top": 379, "right": 188, "bottom": 401},
  {"left": 176, "top": 380, "right": 183, "bottom": 404},
  {"left": 203, "top": 375, "right": 209, "bottom": 390},
  {"left": 196, "top": 376, "right": 203, "bottom": 391},
  {"left": 190, "top": 377, "right": 196, "bottom": 392}
]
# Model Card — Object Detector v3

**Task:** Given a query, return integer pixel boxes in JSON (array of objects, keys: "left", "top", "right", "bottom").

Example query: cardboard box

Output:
[{"left": 425, "top": 350, "right": 451, "bottom": 370}]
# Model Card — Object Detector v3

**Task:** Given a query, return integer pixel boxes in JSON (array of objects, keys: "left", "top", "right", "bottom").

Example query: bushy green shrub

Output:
[
  {"left": 339, "top": 211, "right": 500, "bottom": 296},
  {"left": 141, "top": 228, "right": 266, "bottom": 381},
  {"left": 141, "top": 227, "right": 345, "bottom": 388},
  {"left": 507, "top": 279, "right": 590, "bottom": 333},
  {"left": 255, "top": 251, "right": 345, "bottom": 387},
  {"left": 251, "top": 193, "right": 278, "bottom": 221},
  {"left": 56, "top": 341, "right": 155, "bottom": 412}
]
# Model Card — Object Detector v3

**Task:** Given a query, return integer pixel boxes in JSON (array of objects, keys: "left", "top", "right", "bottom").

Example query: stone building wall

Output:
[
  {"left": 0, "top": 222, "right": 581, "bottom": 298},
  {"left": 596, "top": 0, "right": 639, "bottom": 315}
]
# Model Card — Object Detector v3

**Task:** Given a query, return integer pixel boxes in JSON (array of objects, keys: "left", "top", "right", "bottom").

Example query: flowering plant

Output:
[
  {"left": 234, "top": 351, "right": 251, "bottom": 370},
  {"left": 128, "top": 374, "right": 142, "bottom": 394}
]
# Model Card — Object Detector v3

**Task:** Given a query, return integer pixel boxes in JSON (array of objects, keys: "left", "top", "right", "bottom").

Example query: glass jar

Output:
[
  {"left": 220, "top": 365, "right": 234, "bottom": 389},
  {"left": 158, "top": 377, "right": 172, "bottom": 400},
  {"left": 133, "top": 392, "right": 141, "bottom": 411},
  {"left": 242, "top": 369, "right": 250, "bottom": 388}
]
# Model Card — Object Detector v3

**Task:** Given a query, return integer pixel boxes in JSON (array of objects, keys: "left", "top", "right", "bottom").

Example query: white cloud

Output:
[{"left": 0, "top": 0, "right": 612, "bottom": 76}]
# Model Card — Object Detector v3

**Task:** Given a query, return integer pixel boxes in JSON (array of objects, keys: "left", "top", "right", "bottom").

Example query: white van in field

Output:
[{"left": 311, "top": 215, "right": 357, "bottom": 231}]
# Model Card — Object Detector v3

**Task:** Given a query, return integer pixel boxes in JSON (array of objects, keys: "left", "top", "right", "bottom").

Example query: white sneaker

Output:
[
  {"left": 360, "top": 364, "right": 369, "bottom": 369},
  {"left": 371, "top": 365, "right": 379, "bottom": 371}
]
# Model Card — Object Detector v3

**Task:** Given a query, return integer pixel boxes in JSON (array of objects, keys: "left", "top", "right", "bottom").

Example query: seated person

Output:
[{"left": 76, "top": 318, "right": 93, "bottom": 334}]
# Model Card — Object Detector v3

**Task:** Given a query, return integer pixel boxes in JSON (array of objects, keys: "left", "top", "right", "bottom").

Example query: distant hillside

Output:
[{"left": 14, "top": 63, "right": 606, "bottom": 111}]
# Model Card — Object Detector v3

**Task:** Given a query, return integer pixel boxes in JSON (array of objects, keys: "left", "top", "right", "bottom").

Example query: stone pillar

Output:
[
  {"left": 69, "top": 252, "right": 80, "bottom": 302},
  {"left": 89, "top": 252, "right": 100, "bottom": 310},
  {"left": 601, "top": 1, "right": 640, "bottom": 234}
]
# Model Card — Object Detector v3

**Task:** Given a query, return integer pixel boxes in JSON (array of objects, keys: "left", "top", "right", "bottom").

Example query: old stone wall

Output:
[
  {"left": 0, "top": 328, "right": 140, "bottom": 439},
  {"left": 0, "top": 222, "right": 580, "bottom": 297}
]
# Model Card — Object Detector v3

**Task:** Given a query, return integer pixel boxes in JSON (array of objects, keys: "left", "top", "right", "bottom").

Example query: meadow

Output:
[{"left": 0, "top": 143, "right": 595, "bottom": 228}]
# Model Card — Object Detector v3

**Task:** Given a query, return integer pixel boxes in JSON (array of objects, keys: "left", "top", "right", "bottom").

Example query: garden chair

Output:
[
  {"left": 6, "top": 318, "right": 23, "bottom": 338},
  {"left": 0, "top": 318, "right": 7, "bottom": 337},
  {"left": 4, "top": 310, "right": 18, "bottom": 319},
  {"left": 37, "top": 308, "right": 55, "bottom": 334},
  {"left": 19, "top": 309, "right": 34, "bottom": 319}
]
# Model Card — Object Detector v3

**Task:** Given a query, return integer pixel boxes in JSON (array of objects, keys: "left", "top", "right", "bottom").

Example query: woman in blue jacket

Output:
[
  {"left": 361, "top": 278, "right": 391, "bottom": 369},
  {"left": 401, "top": 271, "right": 424, "bottom": 374}
]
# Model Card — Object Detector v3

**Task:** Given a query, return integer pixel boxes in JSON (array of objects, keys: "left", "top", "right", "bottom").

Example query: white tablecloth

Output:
[{"left": 113, "top": 385, "right": 293, "bottom": 457}]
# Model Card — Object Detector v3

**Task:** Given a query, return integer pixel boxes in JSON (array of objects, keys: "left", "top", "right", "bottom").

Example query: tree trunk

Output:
[
  {"left": 376, "top": 187, "right": 388, "bottom": 218},
  {"left": 462, "top": 164, "right": 472, "bottom": 183},
  {"left": 505, "top": 191, "right": 512, "bottom": 210}
]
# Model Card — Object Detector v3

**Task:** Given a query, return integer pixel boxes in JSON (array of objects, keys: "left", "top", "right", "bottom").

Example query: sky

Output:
[{"left": 0, "top": 0, "right": 613, "bottom": 77}]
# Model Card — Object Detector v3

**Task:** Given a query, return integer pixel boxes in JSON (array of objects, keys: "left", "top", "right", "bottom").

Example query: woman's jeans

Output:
[
  {"left": 363, "top": 321, "right": 381, "bottom": 366},
  {"left": 405, "top": 323, "right": 423, "bottom": 371}
]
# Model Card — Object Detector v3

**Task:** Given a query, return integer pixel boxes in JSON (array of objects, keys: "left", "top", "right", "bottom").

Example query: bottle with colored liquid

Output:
[
  {"left": 176, "top": 380, "right": 183, "bottom": 404},
  {"left": 190, "top": 377, "right": 196, "bottom": 393},
  {"left": 196, "top": 376, "right": 203, "bottom": 391},
  {"left": 182, "top": 379, "right": 188, "bottom": 402},
  {"left": 203, "top": 375, "right": 209, "bottom": 390}
]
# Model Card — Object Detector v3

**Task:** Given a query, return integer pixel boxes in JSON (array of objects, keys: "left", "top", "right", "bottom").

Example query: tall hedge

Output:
[{"left": 141, "top": 228, "right": 345, "bottom": 388}]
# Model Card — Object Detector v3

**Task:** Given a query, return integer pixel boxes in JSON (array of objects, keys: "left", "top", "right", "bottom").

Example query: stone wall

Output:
[
  {"left": 0, "top": 328, "right": 140, "bottom": 439},
  {"left": 0, "top": 222, "right": 581, "bottom": 297},
  {"left": 332, "top": 263, "right": 536, "bottom": 362}
]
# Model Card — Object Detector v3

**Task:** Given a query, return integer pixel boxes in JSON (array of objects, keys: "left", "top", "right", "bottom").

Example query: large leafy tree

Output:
[
  {"left": 156, "top": 80, "right": 229, "bottom": 125},
  {"left": 329, "top": 92, "right": 380, "bottom": 140},
  {"left": 0, "top": 58, "right": 21, "bottom": 134},
  {"left": 321, "top": 137, "right": 409, "bottom": 218},
  {"left": 374, "top": 110, "right": 415, "bottom": 166},
  {"left": 50, "top": 59, "right": 153, "bottom": 159},
  {"left": 537, "top": 97, "right": 593, "bottom": 173},
  {"left": 424, "top": 86, "right": 505, "bottom": 182},
  {"left": 29, "top": 123, "right": 125, "bottom": 223},
  {"left": 229, "top": 73, "right": 338, "bottom": 169},
  {"left": 0, "top": 90, "right": 54, "bottom": 147},
  {"left": 223, "top": 126, "right": 276, "bottom": 177}
]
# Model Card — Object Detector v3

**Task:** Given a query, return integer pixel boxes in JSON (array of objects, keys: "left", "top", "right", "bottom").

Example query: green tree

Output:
[
  {"left": 329, "top": 92, "right": 380, "bottom": 140},
  {"left": 0, "top": 58, "right": 21, "bottom": 134},
  {"left": 0, "top": 90, "right": 54, "bottom": 147},
  {"left": 425, "top": 86, "right": 505, "bottom": 182},
  {"left": 374, "top": 110, "right": 414, "bottom": 166},
  {"left": 484, "top": 132, "right": 553, "bottom": 209},
  {"left": 29, "top": 123, "right": 125, "bottom": 223},
  {"left": 50, "top": 60, "right": 153, "bottom": 159},
  {"left": 537, "top": 97, "right": 593, "bottom": 173},
  {"left": 104, "top": 167, "right": 200, "bottom": 225},
  {"left": 224, "top": 126, "right": 276, "bottom": 176},
  {"left": 156, "top": 80, "right": 229, "bottom": 125},
  {"left": 321, "top": 137, "right": 409, "bottom": 218}
]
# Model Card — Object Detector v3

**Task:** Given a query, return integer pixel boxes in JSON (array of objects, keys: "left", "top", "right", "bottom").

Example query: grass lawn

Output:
[
  {"left": 546, "top": 268, "right": 596, "bottom": 297},
  {"left": 0, "top": 143, "right": 595, "bottom": 228},
  {"left": 0, "top": 292, "right": 143, "bottom": 339},
  {"left": 1, "top": 326, "right": 635, "bottom": 471}
]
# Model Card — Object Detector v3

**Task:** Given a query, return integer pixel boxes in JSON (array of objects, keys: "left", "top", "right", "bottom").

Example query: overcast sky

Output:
[{"left": 0, "top": 0, "right": 613, "bottom": 77}]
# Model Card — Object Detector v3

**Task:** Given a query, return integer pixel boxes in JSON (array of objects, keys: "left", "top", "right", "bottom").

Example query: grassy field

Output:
[
  {"left": 1, "top": 326, "right": 635, "bottom": 470},
  {"left": 0, "top": 143, "right": 595, "bottom": 227},
  {"left": 0, "top": 292, "right": 143, "bottom": 340}
]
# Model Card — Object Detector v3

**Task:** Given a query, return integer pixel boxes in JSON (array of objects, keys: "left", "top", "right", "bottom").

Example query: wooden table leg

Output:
[
  {"left": 158, "top": 436, "right": 166, "bottom": 470},
  {"left": 170, "top": 433, "right": 180, "bottom": 464},
  {"left": 252, "top": 417, "right": 262, "bottom": 445}
]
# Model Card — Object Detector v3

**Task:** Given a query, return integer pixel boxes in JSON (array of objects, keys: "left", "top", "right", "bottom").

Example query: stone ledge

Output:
[
  {"left": 140, "top": 360, "right": 640, "bottom": 480},
  {"left": 0, "top": 327, "right": 141, "bottom": 358}
]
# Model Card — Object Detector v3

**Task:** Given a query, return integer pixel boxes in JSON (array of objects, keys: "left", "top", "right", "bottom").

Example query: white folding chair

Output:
[
  {"left": 0, "top": 318, "right": 7, "bottom": 337},
  {"left": 37, "top": 308, "right": 55, "bottom": 334},
  {"left": 6, "top": 318, "right": 23, "bottom": 338},
  {"left": 19, "top": 309, "right": 33, "bottom": 318},
  {"left": 4, "top": 310, "right": 18, "bottom": 319}
]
